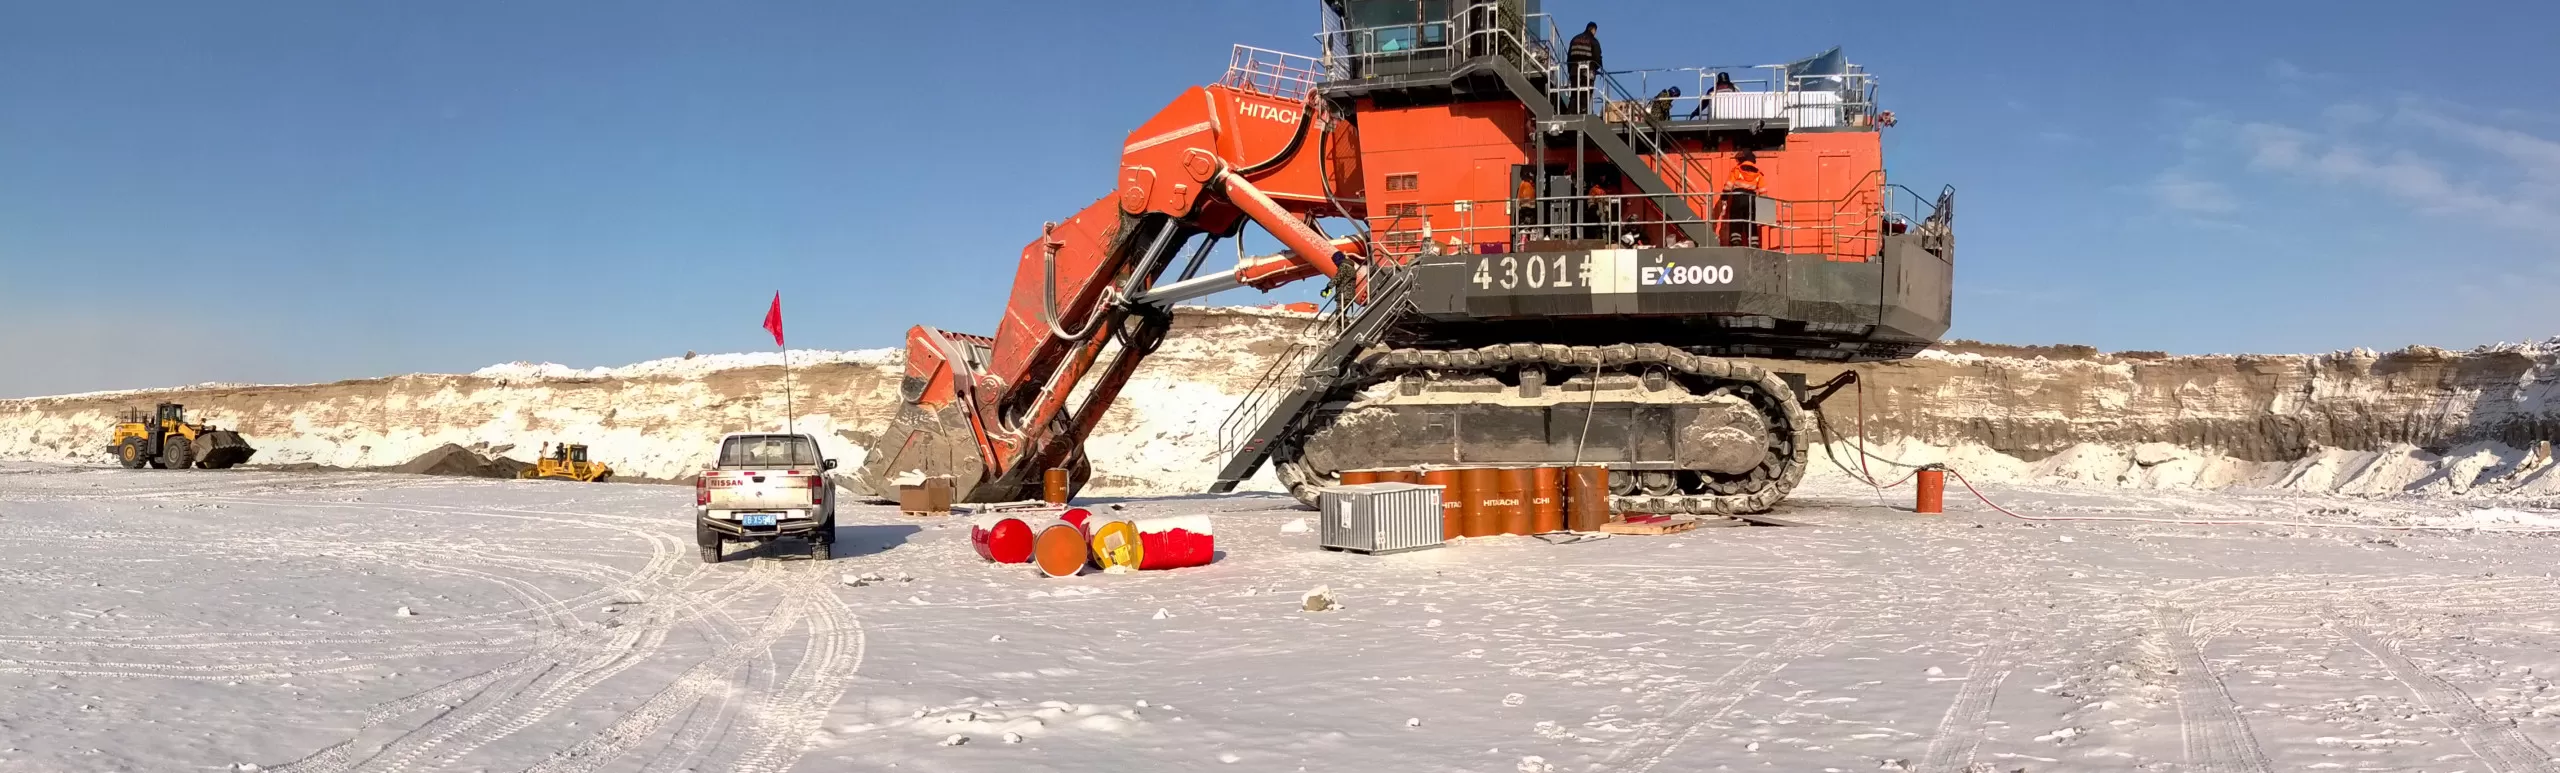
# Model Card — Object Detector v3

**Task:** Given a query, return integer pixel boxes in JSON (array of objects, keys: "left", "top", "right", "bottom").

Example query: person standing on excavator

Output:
[
  {"left": 1566, "top": 22, "right": 1602, "bottom": 114},
  {"left": 1719, "top": 150, "right": 1766, "bottom": 246}
]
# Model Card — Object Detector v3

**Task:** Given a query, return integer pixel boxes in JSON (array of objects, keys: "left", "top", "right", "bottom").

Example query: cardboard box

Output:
[{"left": 899, "top": 477, "right": 955, "bottom": 515}]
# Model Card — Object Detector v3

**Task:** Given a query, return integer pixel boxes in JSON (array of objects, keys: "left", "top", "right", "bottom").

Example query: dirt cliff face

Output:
[
  {"left": 1765, "top": 343, "right": 2560, "bottom": 463},
  {"left": 5, "top": 308, "right": 2555, "bottom": 498}
]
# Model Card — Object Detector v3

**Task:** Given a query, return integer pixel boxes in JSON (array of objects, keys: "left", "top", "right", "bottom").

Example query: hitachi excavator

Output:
[{"left": 858, "top": 0, "right": 1954, "bottom": 515}]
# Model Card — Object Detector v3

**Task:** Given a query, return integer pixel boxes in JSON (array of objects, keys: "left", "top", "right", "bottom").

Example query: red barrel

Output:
[
  {"left": 1461, "top": 467, "right": 1502, "bottom": 538},
  {"left": 1032, "top": 519, "right": 1090, "bottom": 577},
  {"left": 1421, "top": 468, "right": 1463, "bottom": 541},
  {"left": 1379, "top": 469, "right": 1423, "bottom": 484},
  {"left": 970, "top": 515, "right": 1035, "bottom": 564},
  {"left": 1566, "top": 466, "right": 1610, "bottom": 532},
  {"left": 1132, "top": 516, "right": 1216, "bottom": 570},
  {"left": 1530, "top": 467, "right": 1564, "bottom": 533},
  {"left": 1340, "top": 470, "right": 1383, "bottom": 485},
  {"left": 1915, "top": 468, "right": 1945, "bottom": 514},
  {"left": 1496, "top": 468, "right": 1534, "bottom": 535}
]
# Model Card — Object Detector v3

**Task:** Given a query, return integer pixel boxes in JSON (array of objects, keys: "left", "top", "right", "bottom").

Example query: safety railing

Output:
[
  {"left": 1213, "top": 264, "right": 1410, "bottom": 461},
  {"left": 1223, "top": 45, "right": 1328, "bottom": 101},
  {"left": 1589, "top": 64, "right": 1881, "bottom": 130},
  {"left": 1316, "top": 11, "right": 1559, "bottom": 83},
  {"left": 1589, "top": 69, "right": 1723, "bottom": 213},
  {"left": 1362, "top": 189, "right": 1893, "bottom": 262}
]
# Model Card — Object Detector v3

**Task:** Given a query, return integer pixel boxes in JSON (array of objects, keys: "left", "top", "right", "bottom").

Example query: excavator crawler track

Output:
[{"left": 1271, "top": 343, "right": 1812, "bottom": 515}]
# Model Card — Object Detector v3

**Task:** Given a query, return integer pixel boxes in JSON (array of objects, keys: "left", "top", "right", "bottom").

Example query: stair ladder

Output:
[{"left": 1206, "top": 268, "right": 1414, "bottom": 493}]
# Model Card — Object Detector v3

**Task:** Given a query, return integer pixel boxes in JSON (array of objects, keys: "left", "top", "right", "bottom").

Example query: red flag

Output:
[{"left": 762, "top": 292, "right": 785, "bottom": 347}]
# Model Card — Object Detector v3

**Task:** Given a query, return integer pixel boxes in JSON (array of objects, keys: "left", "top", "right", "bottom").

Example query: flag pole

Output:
[{"left": 784, "top": 345, "right": 795, "bottom": 436}]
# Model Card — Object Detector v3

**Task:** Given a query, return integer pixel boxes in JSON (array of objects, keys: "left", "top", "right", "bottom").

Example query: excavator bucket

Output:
[
  {"left": 855, "top": 397, "right": 991, "bottom": 501},
  {"left": 193, "top": 430, "right": 256, "bottom": 469}
]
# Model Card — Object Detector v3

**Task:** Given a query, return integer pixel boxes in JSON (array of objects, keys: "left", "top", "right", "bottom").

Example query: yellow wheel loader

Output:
[
  {"left": 110, "top": 403, "right": 256, "bottom": 470},
  {"left": 519, "top": 443, "right": 613, "bottom": 482}
]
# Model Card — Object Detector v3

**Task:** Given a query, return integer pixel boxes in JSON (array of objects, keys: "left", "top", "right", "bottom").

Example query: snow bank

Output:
[{"left": 471, "top": 348, "right": 900, "bottom": 383}]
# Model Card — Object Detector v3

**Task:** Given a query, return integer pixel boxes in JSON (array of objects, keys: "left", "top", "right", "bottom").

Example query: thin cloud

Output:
[
  {"left": 2147, "top": 170, "right": 2238, "bottom": 214},
  {"left": 2231, "top": 119, "right": 2557, "bottom": 232}
]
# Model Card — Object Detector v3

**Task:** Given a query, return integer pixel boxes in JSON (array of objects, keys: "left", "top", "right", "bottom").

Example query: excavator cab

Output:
[{"left": 1326, "top": 0, "right": 1545, "bottom": 79}]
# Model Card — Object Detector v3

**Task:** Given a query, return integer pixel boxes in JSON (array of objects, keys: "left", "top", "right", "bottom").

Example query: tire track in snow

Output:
[
  {"left": 2331, "top": 610, "right": 2558, "bottom": 773},
  {"left": 725, "top": 570, "right": 866, "bottom": 773},
  {"left": 633, "top": 603, "right": 763, "bottom": 773},
  {"left": 520, "top": 566, "right": 842, "bottom": 773},
  {"left": 272, "top": 543, "right": 768, "bottom": 773},
  {"left": 353, "top": 560, "right": 782, "bottom": 773},
  {"left": 2156, "top": 606, "right": 2272, "bottom": 773},
  {"left": 1600, "top": 616, "right": 1842, "bottom": 773},
  {"left": 1916, "top": 638, "right": 2016, "bottom": 773}
]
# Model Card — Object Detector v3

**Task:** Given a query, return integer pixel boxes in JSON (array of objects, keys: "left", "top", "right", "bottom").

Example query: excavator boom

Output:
[{"left": 858, "top": 48, "right": 1364, "bottom": 502}]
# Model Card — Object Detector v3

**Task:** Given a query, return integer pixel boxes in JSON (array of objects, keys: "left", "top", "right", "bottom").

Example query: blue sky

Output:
[{"left": 4, "top": 0, "right": 2557, "bottom": 397}]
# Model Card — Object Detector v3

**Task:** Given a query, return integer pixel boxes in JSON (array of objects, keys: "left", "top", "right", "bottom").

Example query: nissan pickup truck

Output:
[{"left": 695, "top": 432, "right": 838, "bottom": 562}]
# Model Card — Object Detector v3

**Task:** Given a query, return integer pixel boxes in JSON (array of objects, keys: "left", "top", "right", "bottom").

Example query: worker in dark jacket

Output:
[{"left": 1565, "top": 22, "right": 1602, "bottom": 114}]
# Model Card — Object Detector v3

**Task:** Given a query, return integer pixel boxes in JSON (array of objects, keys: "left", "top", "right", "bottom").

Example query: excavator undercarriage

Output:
[{"left": 1271, "top": 344, "right": 1813, "bottom": 514}]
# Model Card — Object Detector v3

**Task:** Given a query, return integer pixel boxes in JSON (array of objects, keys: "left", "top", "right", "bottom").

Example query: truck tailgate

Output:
[{"left": 705, "top": 470, "right": 818, "bottom": 511}]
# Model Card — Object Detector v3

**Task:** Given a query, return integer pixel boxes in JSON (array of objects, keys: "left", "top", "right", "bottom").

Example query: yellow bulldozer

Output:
[
  {"left": 519, "top": 442, "right": 613, "bottom": 482},
  {"left": 110, "top": 403, "right": 256, "bottom": 470}
]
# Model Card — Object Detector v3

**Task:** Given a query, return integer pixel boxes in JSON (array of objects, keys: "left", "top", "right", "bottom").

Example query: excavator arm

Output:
[{"left": 858, "top": 63, "right": 1366, "bottom": 503}]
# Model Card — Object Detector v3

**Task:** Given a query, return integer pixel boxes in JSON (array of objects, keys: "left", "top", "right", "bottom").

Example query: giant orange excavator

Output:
[{"left": 860, "top": 1, "right": 1956, "bottom": 514}]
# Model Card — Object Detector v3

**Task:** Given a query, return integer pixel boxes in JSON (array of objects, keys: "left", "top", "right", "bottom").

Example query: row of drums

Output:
[{"left": 1341, "top": 466, "right": 1612, "bottom": 538}]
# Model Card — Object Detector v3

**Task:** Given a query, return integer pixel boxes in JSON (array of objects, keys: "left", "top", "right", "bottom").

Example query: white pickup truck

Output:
[{"left": 694, "top": 432, "right": 838, "bottom": 563}]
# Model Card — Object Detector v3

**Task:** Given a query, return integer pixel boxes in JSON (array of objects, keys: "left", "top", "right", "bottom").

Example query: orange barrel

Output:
[
  {"left": 1380, "top": 469, "right": 1423, "bottom": 484},
  {"left": 1042, "top": 468, "right": 1071, "bottom": 504},
  {"left": 1341, "top": 469, "right": 1383, "bottom": 485},
  {"left": 1461, "top": 467, "right": 1503, "bottom": 538},
  {"left": 1915, "top": 468, "right": 1945, "bottom": 514},
  {"left": 1530, "top": 467, "right": 1565, "bottom": 533},
  {"left": 1032, "top": 519, "right": 1090, "bottom": 577},
  {"left": 1496, "top": 468, "right": 1534, "bottom": 535},
  {"left": 970, "top": 515, "right": 1035, "bottom": 563},
  {"left": 1566, "top": 466, "right": 1610, "bottom": 532},
  {"left": 1131, "top": 515, "right": 1215, "bottom": 570},
  {"left": 1422, "top": 468, "right": 1464, "bottom": 541}
]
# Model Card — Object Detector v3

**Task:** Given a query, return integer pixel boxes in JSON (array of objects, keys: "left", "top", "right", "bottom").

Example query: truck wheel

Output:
[
  {"left": 162, "top": 436, "right": 193, "bottom": 471},
  {"left": 117, "top": 439, "right": 148, "bottom": 469},
  {"left": 695, "top": 520, "right": 723, "bottom": 563},
  {"left": 810, "top": 541, "right": 831, "bottom": 561}
]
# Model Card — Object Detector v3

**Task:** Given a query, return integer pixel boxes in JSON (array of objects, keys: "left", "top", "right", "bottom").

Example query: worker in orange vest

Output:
[{"left": 1719, "top": 151, "right": 1765, "bottom": 246}]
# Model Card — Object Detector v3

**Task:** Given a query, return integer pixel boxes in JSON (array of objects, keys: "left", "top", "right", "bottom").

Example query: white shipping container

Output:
[{"left": 1318, "top": 482, "right": 1446, "bottom": 555}]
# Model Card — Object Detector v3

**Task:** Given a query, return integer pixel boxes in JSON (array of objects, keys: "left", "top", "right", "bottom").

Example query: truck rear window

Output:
[{"left": 718, "top": 435, "right": 821, "bottom": 468}]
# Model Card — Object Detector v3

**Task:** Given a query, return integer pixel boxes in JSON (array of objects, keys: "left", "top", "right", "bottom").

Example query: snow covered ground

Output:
[{"left": 8, "top": 463, "right": 2560, "bottom": 772}]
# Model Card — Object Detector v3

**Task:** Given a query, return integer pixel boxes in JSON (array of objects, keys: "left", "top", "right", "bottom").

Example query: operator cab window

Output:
[
  {"left": 1342, "top": 0, "right": 1448, "bottom": 53},
  {"left": 719, "top": 435, "right": 821, "bottom": 468}
]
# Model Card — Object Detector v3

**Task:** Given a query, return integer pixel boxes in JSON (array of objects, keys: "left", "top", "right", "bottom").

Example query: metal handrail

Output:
[
  {"left": 1213, "top": 267, "right": 1406, "bottom": 460},
  {"left": 1223, "top": 45, "right": 1327, "bottom": 100},
  {"left": 1316, "top": 12, "right": 1559, "bottom": 82},
  {"left": 1592, "top": 69, "right": 1722, "bottom": 218},
  {"left": 1367, "top": 191, "right": 1884, "bottom": 260}
]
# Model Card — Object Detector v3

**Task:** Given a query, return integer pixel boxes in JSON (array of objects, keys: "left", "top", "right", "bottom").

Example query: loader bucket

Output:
[{"left": 195, "top": 430, "right": 256, "bottom": 469}]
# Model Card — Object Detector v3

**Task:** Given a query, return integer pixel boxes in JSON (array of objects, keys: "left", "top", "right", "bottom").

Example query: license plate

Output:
[{"left": 743, "top": 514, "right": 777, "bottom": 527}]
